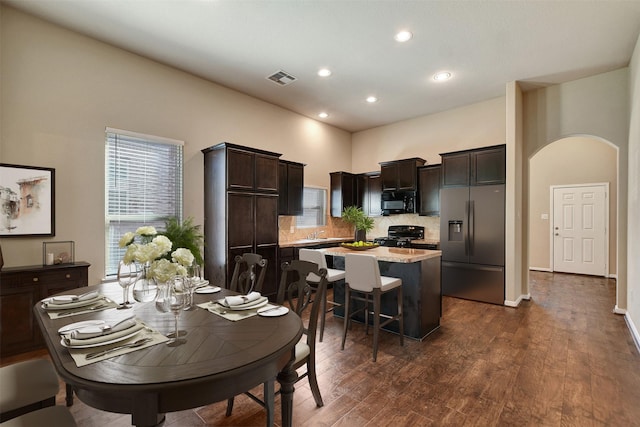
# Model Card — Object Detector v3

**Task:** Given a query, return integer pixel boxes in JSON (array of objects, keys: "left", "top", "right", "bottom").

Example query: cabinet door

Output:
[
  {"left": 255, "top": 194, "right": 279, "bottom": 246},
  {"left": 472, "top": 146, "right": 505, "bottom": 185},
  {"left": 0, "top": 286, "right": 40, "bottom": 355},
  {"left": 227, "top": 149, "right": 255, "bottom": 191},
  {"left": 255, "top": 154, "right": 279, "bottom": 193},
  {"left": 419, "top": 165, "right": 441, "bottom": 216},
  {"left": 397, "top": 160, "right": 418, "bottom": 191},
  {"left": 227, "top": 192, "right": 255, "bottom": 249},
  {"left": 442, "top": 153, "right": 470, "bottom": 187},
  {"left": 364, "top": 174, "right": 382, "bottom": 217},
  {"left": 330, "top": 172, "right": 355, "bottom": 217},
  {"left": 380, "top": 164, "right": 397, "bottom": 191},
  {"left": 256, "top": 245, "right": 279, "bottom": 299},
  {"left": 278, "top": 162, "right": 288, "bottom": 214},
  {"left": 287, "top": 163, "right": 304, "bottom": 216}
]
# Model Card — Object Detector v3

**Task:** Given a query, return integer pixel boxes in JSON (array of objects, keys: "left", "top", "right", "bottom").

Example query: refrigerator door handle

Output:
[
  {"left": 464, "top": 200, "right": 469, "bottom": 255},
  {"left": 469, "top": 200, "right": 474, "bottom": 256}
]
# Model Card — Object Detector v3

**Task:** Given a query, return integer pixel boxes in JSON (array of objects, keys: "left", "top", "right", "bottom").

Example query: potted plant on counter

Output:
[
  {"left": 159, "top": 217, "right": 204, "bottom": 266},
  {"left": 341, "top": 206, "right": 374, "bottom": 242}
]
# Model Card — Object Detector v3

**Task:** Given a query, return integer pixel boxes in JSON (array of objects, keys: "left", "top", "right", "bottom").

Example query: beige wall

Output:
[
  {"left": 524, "top": 68, "right": 629, "bottom": 311},
  {"left": 529, "top": 137, "right": 618, "bottom": 274},
  {"left": 0, "top": 6, "right": 351, "bottom": 284},
  {"left": 627, "top": 33, "right": 640, "bottom": 340}
]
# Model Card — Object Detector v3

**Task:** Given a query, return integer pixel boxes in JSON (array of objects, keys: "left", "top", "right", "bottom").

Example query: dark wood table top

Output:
[{"left": 34, "top": 283, "right": 303, "bottom": 426}]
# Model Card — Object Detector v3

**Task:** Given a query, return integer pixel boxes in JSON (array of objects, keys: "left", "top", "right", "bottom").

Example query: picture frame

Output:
[
  {"left": 43, "top": 241, "right": 74, "bottom": 265},
  {"left": 0, "top": 163, "right": 55, "bottom": 237}
]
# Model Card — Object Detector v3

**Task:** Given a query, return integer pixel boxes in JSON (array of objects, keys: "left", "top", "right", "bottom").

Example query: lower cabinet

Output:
[{"left": 0, "top": 262, "right": 90, "bottom": 357}]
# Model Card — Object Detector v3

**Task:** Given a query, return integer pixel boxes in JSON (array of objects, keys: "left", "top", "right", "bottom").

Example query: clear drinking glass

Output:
[
  {"left": 116, "top": 261, "right": 138, "bottom": 309},
  {"left": 183, "top": 264, "right": 200, "bottom": 311},
  {"left": 166, "top": 283, "right": 187, "bottom": 347}
]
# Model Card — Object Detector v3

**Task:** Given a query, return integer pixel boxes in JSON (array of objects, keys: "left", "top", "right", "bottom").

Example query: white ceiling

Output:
[{"left": 6, "top": 0, "right": 640, "bottom": 132}]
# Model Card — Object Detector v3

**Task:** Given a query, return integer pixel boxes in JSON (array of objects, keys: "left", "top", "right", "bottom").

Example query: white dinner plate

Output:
[
  {"left": 218, "top": 296, "right": 269, "bottom": 311},
  {"left": 42, "top": 295, "right": 104, "bottom": 310},
  {"left": 257, "top": 306, "right": 289, "bottom": 317},
  {"left": 58, "top": 320, "right": 106, "bottom": 335},
  {"left": 195, "top": 286, "right": 221, "bottom": 294},
  {"left": 60, "top": 329, "right": 142, "bottom": 349}
]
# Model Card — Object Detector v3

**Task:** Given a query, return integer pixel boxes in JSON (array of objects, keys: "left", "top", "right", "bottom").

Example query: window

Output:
[
  {"left": 296, "top": 187, "right": 326, "bottom": 228},
  {"left": 105, "top": 128, "right": 183, "bottom": 277}
]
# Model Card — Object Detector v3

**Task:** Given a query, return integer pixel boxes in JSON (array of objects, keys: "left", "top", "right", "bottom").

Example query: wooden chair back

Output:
[{"left": 229, "top": 253, "right": 267, "bottom": 294}]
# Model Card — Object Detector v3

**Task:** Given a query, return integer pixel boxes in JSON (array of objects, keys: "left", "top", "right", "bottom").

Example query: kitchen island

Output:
[{"left": 322, "top": 246, "right": 442, "bottom": 340}]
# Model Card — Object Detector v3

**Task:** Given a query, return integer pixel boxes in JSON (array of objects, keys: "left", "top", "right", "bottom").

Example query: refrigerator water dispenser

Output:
[{"left": 448, "top": 220, "right": 463, "bottom": 241}]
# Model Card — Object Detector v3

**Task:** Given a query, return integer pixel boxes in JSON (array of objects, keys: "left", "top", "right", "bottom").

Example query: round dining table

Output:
[{"left": 33, "top": 283, "right": 303, "bottom": 427}]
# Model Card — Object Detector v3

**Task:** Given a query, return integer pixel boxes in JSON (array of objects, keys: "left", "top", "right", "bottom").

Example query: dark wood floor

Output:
[{"left": 3, "top": 271, "right": 639, "bottom": 426}]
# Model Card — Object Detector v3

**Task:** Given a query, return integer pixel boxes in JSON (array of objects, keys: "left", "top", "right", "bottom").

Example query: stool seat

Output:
[
  {"left": 0, "top": 360, "right": 59, "bottom": 423},
  {"left": 1, "top": 406, "right": 76, "bottom": 427}
]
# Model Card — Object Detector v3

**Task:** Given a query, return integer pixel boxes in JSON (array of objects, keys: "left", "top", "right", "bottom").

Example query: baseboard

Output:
[
  {"left": 624, "top": 312, "right": 640, "bottom": 355},
  {"left": 613, "top": 305, "right": 626, "bottom": 315},
  {"left": 504, "top": 293, "right": 530, "bottom": 307},
  {"left": 608, "top": 273, "right": 618, "bottom": 280},
  {"left": 529, "top": 266, "right": 553, "bottom": 272}
]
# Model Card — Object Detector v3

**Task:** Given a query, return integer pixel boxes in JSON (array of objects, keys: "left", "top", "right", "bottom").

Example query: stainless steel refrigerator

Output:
[{"left": 440, "top": 184, "right": 505, "bottom": 304}]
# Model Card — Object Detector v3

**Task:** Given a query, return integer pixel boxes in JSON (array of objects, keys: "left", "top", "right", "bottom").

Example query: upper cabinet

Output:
[
  {"left": 359, "top": 172, "right": 382, "bottom": 217},
  {"left": 330, "top": 172, "right": 356, "bottom": 217},
  {"left": 226, "top": 145, "right": 279, "bottom": 193},
  {"left": 418, "top": 164, "right": 441, "bottom": 216},
  {"left": 278, "top": 160, "right": 304, "bottom": 216},
  {"left": 379, "top": 158, "right": 426, "bottom": 192},
  {"left": 441, "top": 145, "right": 505, "bottom": 188}
]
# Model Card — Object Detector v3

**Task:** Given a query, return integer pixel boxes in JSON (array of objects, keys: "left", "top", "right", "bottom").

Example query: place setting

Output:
[
  {"left": 41, "top": 290, "right": 118, "bottom": 319},
  {"left": 197, "top": 291, "right": 288, "bottom": 321},
  {"left": 57, "top": 314, "right": 169, "bottom": 367}
]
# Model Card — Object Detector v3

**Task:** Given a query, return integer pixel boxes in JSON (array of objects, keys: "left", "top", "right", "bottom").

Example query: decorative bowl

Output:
[{"left": 340, "top": 243, "right": 380, "bottom": 251}]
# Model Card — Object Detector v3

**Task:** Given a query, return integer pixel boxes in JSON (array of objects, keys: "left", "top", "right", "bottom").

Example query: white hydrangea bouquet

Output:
[{"left": 119, "top": 226, "right": 195, "bottom": 282}]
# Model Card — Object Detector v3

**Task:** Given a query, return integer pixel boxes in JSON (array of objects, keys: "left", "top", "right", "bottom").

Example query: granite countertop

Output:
[
  {"left": 278, "top": 237, "right": 353, "bottom": 248},
  {"left": 322, "top": 246, "right": 442, "bottom": 263}
]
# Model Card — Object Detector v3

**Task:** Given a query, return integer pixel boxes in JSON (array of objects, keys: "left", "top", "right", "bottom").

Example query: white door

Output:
[{"left": 552, "top": 184, "right": 607, "bottom": 276}]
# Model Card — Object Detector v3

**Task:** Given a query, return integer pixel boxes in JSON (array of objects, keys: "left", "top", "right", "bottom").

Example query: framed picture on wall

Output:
[{"left": 0, "top": 163, "right": 55, "bottom": 237}]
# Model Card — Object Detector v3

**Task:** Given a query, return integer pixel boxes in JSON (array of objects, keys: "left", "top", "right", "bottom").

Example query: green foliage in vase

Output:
[
  {"left": 160, "top": 217, "right": 204, "bottom": 266},
  {"left": 341, "top": 206, "right": 374, "bottom": 232}
]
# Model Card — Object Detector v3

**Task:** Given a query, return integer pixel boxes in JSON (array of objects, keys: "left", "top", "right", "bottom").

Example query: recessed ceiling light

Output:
[
  {"left": 318, "top": 112, "right": 329, "bottom": 118},
  {"left": 366, "top": 96, "right": 378, "bottom": 103},
  {"left": 394, "top": 30, "right": 413, "bottom": 42},
  {"left": 433, "top": 71, "right": 452, "bottom": 81},
  {"left": 317, "top": 68, "right": 332, "bottom": 77}
]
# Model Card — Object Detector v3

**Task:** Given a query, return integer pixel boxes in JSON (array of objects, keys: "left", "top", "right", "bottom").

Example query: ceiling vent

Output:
[{"left": 266, "top": 70, "right": 297, "bottom": 86}]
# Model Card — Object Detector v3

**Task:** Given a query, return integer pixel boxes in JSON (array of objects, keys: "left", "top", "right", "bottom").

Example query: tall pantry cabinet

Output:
[{"left": 202, "top": 143, "right": 281, "bottom": 298}]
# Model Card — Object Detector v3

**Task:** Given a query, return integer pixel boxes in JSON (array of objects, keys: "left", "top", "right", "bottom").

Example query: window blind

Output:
[
  {"left": 105, "top": 129, "right": 183, "bottom": 277},
  {"left": 296, "top": 187, "right": 326, "bottom": 228}
]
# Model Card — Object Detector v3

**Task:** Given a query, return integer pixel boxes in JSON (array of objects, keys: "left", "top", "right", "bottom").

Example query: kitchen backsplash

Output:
[{"left": 278, "top": 214, "right": 440, "bottom": 243}]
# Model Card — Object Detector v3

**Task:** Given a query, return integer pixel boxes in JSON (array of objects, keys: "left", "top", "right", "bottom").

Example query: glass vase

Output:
[{"left": 132, "top": 263, "right": 158, "bottom": 303}]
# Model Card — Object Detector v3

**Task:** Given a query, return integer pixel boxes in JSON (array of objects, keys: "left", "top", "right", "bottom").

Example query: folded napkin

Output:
[
  {"left": 225, "top": 291, "right": 261, "bottom": 307},
  {"left": 63, "top": 322, "right": 145, "bottom": 347},
  {"left": 51, "top": 291, "right": 99, "bottom": 304},
  {"left": 70, "top": 315, "right": 137, "bottom": 339}
]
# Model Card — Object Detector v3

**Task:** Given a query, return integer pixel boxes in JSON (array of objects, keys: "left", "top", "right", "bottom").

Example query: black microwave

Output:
[{"left": 381, "top": 192, "right": 416, "bottom": 215}]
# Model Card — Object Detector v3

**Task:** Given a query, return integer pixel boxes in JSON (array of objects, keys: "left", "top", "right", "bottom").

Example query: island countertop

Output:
[{"left": 323, "top": 246, "right": 441, "bottom": 263}]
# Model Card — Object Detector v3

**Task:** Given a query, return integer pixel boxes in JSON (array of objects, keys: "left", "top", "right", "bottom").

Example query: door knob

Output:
[{"left": 555, "top": 233, "right": 559, "bottom": 236}]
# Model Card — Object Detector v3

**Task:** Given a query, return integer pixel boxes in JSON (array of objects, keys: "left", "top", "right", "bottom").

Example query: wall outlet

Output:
[{"left": 541, "top": 213, "right": 549, "bottom": 220}]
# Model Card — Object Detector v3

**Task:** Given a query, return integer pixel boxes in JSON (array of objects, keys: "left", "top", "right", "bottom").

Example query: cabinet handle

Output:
[
  {"left": 32, "top": 277, "right": 39, "bottom": 282},
  {"left": 66, "top": 274, "right": 71, "bottom": 279}
]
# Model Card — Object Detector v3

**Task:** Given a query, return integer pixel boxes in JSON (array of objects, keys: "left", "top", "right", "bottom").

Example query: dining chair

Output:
[
  {"left": 1, "top": 406, "right": 77, "bottom": 427},
  {"left": 0, "top": 359, "right": 60, "bottom": 423},
  {"left": 341, "top": 253, "right": 404, "bottom": 361},
  {"left": 298, "top": 248, "right": 346, "bottom": 342},
  {"left": 229, "top": 253, "right": 267, "bottom": 294},
  {"left": 226, "top": 259, "right": 327, "bottom": 425}
]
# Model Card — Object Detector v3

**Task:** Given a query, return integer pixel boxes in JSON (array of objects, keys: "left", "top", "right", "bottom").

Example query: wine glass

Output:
[
  {"left": 183, "top": 264, "right": 200, "bottom": 311},
  {"left": 166, "top": 283, "right": 187, "bottom": 347},
  {"left": 116, "top": 261, "right": 138, "bottom": 309}
]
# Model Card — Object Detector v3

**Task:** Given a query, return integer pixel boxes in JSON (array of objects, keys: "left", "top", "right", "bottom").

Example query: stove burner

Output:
[{"left": 374, "top": 225, "right": 425, "bottom": 247}]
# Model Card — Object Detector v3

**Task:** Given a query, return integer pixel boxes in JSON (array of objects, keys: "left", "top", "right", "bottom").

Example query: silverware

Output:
[
  {"left": 57, "top": 302, "right": 108, "bottom": 317},
  {"left": 258, "top": 306, "right": 281, "bottom": 314},
  {"left": 85, "top": 337, "right": 153, "bottom": 360}
]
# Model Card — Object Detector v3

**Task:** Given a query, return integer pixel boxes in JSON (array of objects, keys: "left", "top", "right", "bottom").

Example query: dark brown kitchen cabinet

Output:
[
  {"left": 0, "top": 262, "right": 90, "bottom": 358},
  {"left": 359, "top": 172, "right": 382, "bottom": 217},
  {"left": 379, "top": 158, "right": 426, "bottom": 192},
  {"left": 202, "top": 143, "right": 281, "bottom": 298},
  {"left": 418, "top": 164, "right": 441, "bottom": 216},
  {"left": 278, "top": 160, "right": 304, "bottom": 216},
  {"left": 441, "top": 145, "right": 505, "bottom": 188},
  {"left": 330, "top": 172, "right": 357, "bottom": 217}
]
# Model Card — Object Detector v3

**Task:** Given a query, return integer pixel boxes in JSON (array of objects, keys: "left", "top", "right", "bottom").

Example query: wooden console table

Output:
[{"left": 0, "top": 262, "right": 90, "bottom": 358}]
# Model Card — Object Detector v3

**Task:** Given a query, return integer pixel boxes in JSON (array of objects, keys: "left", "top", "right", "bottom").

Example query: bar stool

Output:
[
  {"left": 0, "top": 360, "right": 60, "bottom": 423},
  {"left": 298, "top": 248, "right": 346, "bottom": 342},
  {"left": 341, "top": 253, "right": 404, "bottom": 361}
]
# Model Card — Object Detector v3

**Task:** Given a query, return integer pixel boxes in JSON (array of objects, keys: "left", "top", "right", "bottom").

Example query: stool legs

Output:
[
  {"left": 372, "top": 289, "right": 381, "bottom": 362},
  {"left": 340, "top": 285, "right": 351, "bottom": 351}
]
